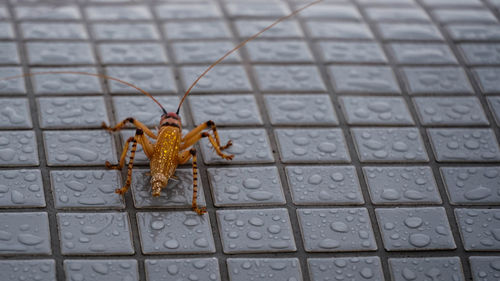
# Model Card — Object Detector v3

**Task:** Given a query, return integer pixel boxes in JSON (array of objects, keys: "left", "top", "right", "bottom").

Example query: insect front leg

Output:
[
  {"left": 114, "top": 129, "right": 154, "bottom": 195},
  {"left": 102, "top": 117, "right": 157, "bottom": 139},
  {"left": 178, "top": 148, "right": 206, "bottom": 215},
  {"left": 181, "top": 120, "right": 234, "bottom": 160}
]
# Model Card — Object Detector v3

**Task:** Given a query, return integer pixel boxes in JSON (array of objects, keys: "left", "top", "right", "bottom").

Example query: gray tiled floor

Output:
[{"left": 1, "top": 0, "right": 500, "bottom": 281}]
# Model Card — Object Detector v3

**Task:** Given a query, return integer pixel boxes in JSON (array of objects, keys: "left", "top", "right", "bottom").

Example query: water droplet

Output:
[
  {"left": 404, "top": 217, "right": 423, "bottom": 228},
  {"left": 330, "top": 221, "right": 349, "bottom": 233},
  {"left": 409, "top": 233, "right": 431, "bottom": 247},
  {"left": 318, "top": 238, "right": 340, "bottom": 249},
  {"left": 243, "top": 178, "right": 261, "bottom": 189},
  {"left": 164, "top": 239, "right": 179, "bottom": 249},
  {"left": 194, "top": 237, "right": 209, "bottom": 247},
  {"left": 464, "top": 186, "right": 492, "bottom": 200},
  {"left": 151, "top": 221, "right": 165, "bottom": 230}
]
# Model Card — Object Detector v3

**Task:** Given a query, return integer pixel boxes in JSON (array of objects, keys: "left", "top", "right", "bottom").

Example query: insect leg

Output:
[
  {"left": 102, "top": 118, "right": 157, "bottom": 139},
  {"left": 115, "top": 129, "right": 141, "bottom": 195},
  {"left": 106, "top": 136, "right": 134, "bottom": 170},
  {"left": 188, "top": 148, "right": 206, "bottom": 215},
  {"left": 181, "top": 120, "right": 231, "bottom": 150},
  {"left": 181, "top": 131, "right": 234, "bottom": 160}
]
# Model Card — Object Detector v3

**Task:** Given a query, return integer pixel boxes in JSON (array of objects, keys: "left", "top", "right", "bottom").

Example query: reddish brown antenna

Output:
[
  {"left": 176, "top": 0, "right": 323, "bottom": 114},
  {"left": 0, "top": 71, "right": 168, "bottom": 114}
]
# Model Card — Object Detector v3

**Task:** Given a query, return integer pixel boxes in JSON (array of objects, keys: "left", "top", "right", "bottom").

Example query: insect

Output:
[{"left": 1, "top": 0, "right": 322, "bottom": 215}]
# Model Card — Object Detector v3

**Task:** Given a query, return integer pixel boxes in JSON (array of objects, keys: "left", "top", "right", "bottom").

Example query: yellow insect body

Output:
[{"left": 150, "top": 126, "right": 181, "bottom": 196}]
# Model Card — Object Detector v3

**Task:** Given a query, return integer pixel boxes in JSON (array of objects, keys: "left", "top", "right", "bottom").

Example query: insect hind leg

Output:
[
  {"left": 189, "top": 148, "right": 206, "bottom": 215},
  {"left": 115, "top": 129, "right": 142, "bottom": 195}
]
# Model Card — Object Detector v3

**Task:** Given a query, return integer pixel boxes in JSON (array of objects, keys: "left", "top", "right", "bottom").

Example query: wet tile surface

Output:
[
  {"left": 455, "top": 208, "right": 500, "bottom": 251},
  {"left": 2, "top": 1, "right": 499, "bottom": 280},
  {"left": 145, "top": 258, "right": 220, "bottom": 281},
  {"left": 216, "top": 208, "right": 296, "bottom": 253},
  {"left": 0, "top": 169, "right": 45, "bottom": 207},
  {"left": 57, "top": 212, "right": 133, "bottom": 255},
  {"left": 308, "top": 257, "right": 384, "bottom": 281},
  {"left": 64, "top": 259, "right": 139, "bottom": 281},
  {"left": 207, "top": 166, "right": 285, "bottom": 206},
  {"left": 136, "top": 211, "right": 215, "bottom": 254},
  {"left": 297, "top": 208, "right": 377, "bottom": 252},
  {"left": 389, "top": 257, "right": 465, "bottom": 281},
  {"left": 227, "top": 258, "right": 301, "bottom": 281},
  {"left": 376, "top": 207, "right": 456, "bottom": 251}
]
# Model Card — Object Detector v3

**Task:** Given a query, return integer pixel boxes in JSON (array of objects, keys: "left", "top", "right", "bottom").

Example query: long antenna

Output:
[
  {"left": 176, "top": 0, "right": 323, "bottom": 114},
  {"left": 0, "top": 71, "right": 168, "bottom": 114}
]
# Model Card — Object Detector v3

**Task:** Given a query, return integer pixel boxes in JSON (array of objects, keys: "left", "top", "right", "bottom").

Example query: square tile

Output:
[
  {"left": 20, "top": 23, "right": 88, "bottom": 40},
  {"left": 57, "top": 212, "right": 134, "bottom": 255},
  {"left": 365, "top": 7, "right": 431, "bottom": 22},
  {"left": 188, "top": 95, "right": 263, "bottom": 126},
  {"left": 216, "top": 208, "right": 296, "bottom": 253},
  {"left": 253, "top": 65, "right": 326, "bottom": 92},
  {"left": 98, "top": 43, "right": 168, "bottom": 64},
  {"left": 377, "top": 23, "right": 443, "bottom": 41},
  {"left": 234, "top": 20, "right": 303, "bottom": 38},
  {"left": 85, "top": 5, "right": 152, "bottom": 20},
  {"left": 432, "top": 9, "right": 497, "bottom": 24},
  {"left": 136, "top": 211, "right": 215, "bottom": 254},
  {"left": 474, "top": 67, "right": 500, "bottom": 93},
  {"left": 286, "top": 166, "right": 364, "bottom": 205},
  {"left": 275, "top": 128, "right": 351, "bottom": 163},
  {"left": 0, "top": 212, "right": 51, "bottom": 254},
  {"left": 15, "top": 6, "right": 81, "bottom": 20},
  {"left": 92, "top": 23, "right": 159, "bottom": 40},
  {"left": 112, "top": 96, "right": 184, "bottom": 128},
  {"left": 376, "top": 207, "right": 456, "bottom": 251},
  {"left": 297, "top": 4, "right": 362, "bottom": 20},
  {"left": 363, "top": 166, "right": 441, "bottom": 204},
  {"left": 43, "top": 130, "right": 117, "bottom": 166},
  {"left": 441, "top": 167, "right": 500, "bottom": 205},
  {"left": 0, "top": 67, "right": 26, "bottom": 94},
  {"left": 106, "top": 66, "right": 177, "bottom": 94},
  {"left": 37, "top": 97, "right": 108, "bottom": 129},
  {"left": 0, "top": 131, "right": 39, "bottom": 166},
  {"left": 0, "top": 42, "right": 20, "bottom": 64},
  {"left": 207, "top": 166, "right": 285, "bottom": 206},
  {"left": 306, "top": 21, "right": 374, "bottom": 39},
  {"left": 297, "top": 208, "right": 377, "bottom": 252},
  {"left": 180, "top": 65, "right": 252, "bottom": 93},
  {"left": 50, "top": 170, "right": 124, "bottom": 209},
  {"left": 145, "top": 258, "right": 220, "bottom": 281},
  {"left": 446, "top": 24, "right": 500, "bottom": 41},
  {"left": 460, "top": 43, "right": 500, "bottom": 65},
  {"left": 0, "top": 260, "right": 55, "bottom": 280},
  {"left": 389, "top": 257, "right": 464, "bottom": 281},
  {"left": 246, "top": 40, "right": 313, "bottom": 63},
  {"left": 0, "top": 169, "right": 45, "bottom": 207},
  {"left": 225, "top": 1, "right": 290, "bottom": 17},
  {"left": 0, "top": 98, "right": 32, "bottom": 129},
  {"left": 402, "top": 67, "right": 473, "bottom": 94},
  {"left": 155, "top": 3, "right": 221, "bottom": 19},
  {"left": 26, "top": 42, "right": 95, "bottom": 65},
  {"left": 487, "top": 96, "right": 500, "bottom": 124},
  {"left": 428, "top": 128, "right": 500, "bottom": 162},
  {"left": 317, "top": 41, "right": 387, "bottom": 63},
  {"left": 469, "top": 256, "right": 500, "bottom": 281},
  {"left": 264, "top": 94, "right": 338, "bottom": 125},
  {"left": 328, "top": 66, "right": 401, "bottom": 94},
  {"left": 64, "top": 260, "right": 139, "bottom": 281},
  {"left": 340, "top": 96, "right": 414, "bottom": 125},
  {"left": 30, "top": 67, "right": 103, "bottom": 95},
  {"left": 351, "top": 128, "right": 428, "bottom": 162},
  {"left": 0, "top": 22, "right": 14, "bottom": 39},
  {"left": 413, "top": 97, "right": 488, "bottom": 125},
  {"left": 455, "top": 208, "right": 500, "bottom": 251},
  {"left": 308, "top": 257, "right": 384, "bottom": 281},
  {"left": 172, "top": 41, "right": 240, "bottom": 64},
  {"left": 164, "top": 21, "right": 232, "bottom": 40},
  {"left": 420, "top": 0, "right": 483, "bottom": 6},
  {"left": 227, "top": 258, "right": 301, "bottom": 281},
  {"left": 388, "top": 43, "right": 458, "bottom": 64},
  {"left": 200, "top": 129, "right": 274, "bottom": 164},
  {"left": 131, "top": 168, "right": 207, "bottom": 209}
]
